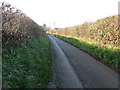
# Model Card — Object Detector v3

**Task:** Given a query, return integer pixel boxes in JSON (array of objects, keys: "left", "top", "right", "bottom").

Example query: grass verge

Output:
[
  {"left": 53, "top": 34, "right": 119, "bottom": 72},
  {"left": 2, "top": 35, "right": 52, "bottom": 88}
]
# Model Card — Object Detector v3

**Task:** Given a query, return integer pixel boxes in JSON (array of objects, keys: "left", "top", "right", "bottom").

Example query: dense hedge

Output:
[
  {"left": 87, "top": 15, "right": 119, "bottom": 47},
  {"left": 1, "top": 2, "right": 45, "bottom": 46},
  {"left": 48, "top": 15, "right": 119, "bottom": 48}
]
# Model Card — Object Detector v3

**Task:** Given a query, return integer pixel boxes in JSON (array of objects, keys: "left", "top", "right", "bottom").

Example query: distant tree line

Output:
[{"left": 42, "top": 24, "right": 51, "bottom": 32}]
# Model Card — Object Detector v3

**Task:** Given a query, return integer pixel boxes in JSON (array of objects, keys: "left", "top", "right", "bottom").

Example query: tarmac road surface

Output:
[{"left": 47, "top": 35, "right": 119, "bottom": 88}]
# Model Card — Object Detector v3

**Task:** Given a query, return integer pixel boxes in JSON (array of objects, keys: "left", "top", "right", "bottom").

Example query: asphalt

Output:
[{"left": 47, "top": 35, "right": 119, "bottom": 88}]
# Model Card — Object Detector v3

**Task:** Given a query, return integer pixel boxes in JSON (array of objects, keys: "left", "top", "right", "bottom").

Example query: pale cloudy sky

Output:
[{"left": 1, "top": 0, "right": 119, "bottom": 28}]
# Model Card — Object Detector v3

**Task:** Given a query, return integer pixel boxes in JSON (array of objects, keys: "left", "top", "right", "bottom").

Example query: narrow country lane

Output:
[{"left": 48, "top": 35, "right": 119, "bottom": 88}]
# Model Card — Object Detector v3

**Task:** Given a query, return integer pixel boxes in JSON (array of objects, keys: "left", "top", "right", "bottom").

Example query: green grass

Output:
[
  {"left": 2, "top": 35, "right": 52, "bottom": 88},
  {"left": 54, "top": 34, "right": 119, "bottom": 69}
]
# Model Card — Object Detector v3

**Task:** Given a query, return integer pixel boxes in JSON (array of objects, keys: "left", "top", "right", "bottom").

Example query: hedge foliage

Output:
[
  {"left": 1, "top": 2, "right": 45, "bottom": 47},
  {"left": 48, "top": 15, "right": 119, "bottom": 48}
]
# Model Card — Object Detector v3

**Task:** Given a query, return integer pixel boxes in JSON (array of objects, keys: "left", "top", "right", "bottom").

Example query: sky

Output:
[{"left": 1, "top": 0, "right": 119, "bottom": 28}]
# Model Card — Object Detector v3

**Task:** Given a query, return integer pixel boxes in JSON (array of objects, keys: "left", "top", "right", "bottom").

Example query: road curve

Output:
[{"left": 48, "top": 35, "right": 119, "bottom": 88}]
